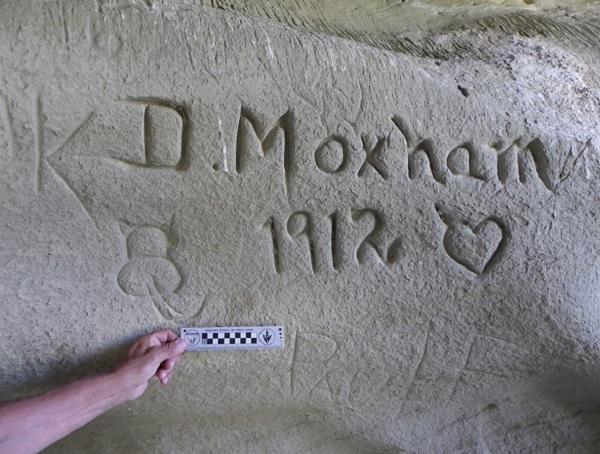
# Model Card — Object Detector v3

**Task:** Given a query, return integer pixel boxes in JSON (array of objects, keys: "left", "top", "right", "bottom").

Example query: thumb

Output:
[{"left": 151, "top": 339, "right": 187, "bottom": 365}]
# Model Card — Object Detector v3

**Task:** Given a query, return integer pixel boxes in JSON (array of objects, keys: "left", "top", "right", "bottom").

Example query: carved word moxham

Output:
[{"left": 233, "top": 109, "right": 556, "bottom": 194}]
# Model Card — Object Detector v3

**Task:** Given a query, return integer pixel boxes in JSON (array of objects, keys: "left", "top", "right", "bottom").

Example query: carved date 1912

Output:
[{"left": 263, "top": 208, "right": 403, "bottom": 274}]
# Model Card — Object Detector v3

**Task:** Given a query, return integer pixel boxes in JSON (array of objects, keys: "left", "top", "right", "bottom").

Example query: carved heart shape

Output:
[{"left": 443, "top": 219, "right": 504, "bottom": 274}]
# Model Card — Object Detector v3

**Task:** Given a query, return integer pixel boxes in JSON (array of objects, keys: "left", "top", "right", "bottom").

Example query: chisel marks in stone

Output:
[
  {"left": 400, "top": 320, "right": 431, "bottom": 412},
  {"left": 0, "top": 94, "right": 15, "bottom": 162},
  {"left": 446, "top": 335, "right": 476, "bottom": 405},
  {"left": 556, "top": 139, "right": 592, "bottom": 188},
  {"left": 289, "top": 328, "right": 300, "bottom": 396},
  {"left": 31, "top": 93, "right": 43, "bottom": 194}
]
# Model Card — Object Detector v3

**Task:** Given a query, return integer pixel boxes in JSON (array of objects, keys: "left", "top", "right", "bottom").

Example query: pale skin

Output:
[{"left": 0, "top": 329, "right": 187, "bottom": 454}]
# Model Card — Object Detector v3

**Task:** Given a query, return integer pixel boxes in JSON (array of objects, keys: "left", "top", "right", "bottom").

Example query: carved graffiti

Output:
[
  {"left": 19, "top": 95, "right": 587, "bottom": 302},
  {"left": 290, "top": 330, "right": 338, "bottom": 398},
  {"left": 263, "top": 208, "right": 404, "bottom": 274},
  {"left": 435, "top": 205, "right": 508, "bottom": 274},
  {"left": 358, "top": 135, "right": 388, "bottom": 180},
  {"left": 314, "top": 135, "right": 350, "bottom": 174},
  {"left": 0, "top": 94, "right": 14, "bottom": 162},
  {"left": 234, "top": 107, "right": 295, "bottom": 194},
  {"left": 2, "top": 94, "right": 97, "bottom": 225},
  {"left": 494, "top": 137, "right": 554, "bottom": 191},
  {"left": 116, "top": 216, "right": 208, "bottom": 321},
  {"left": 118, "top": 99, "right": 189, "bottom": 170},
  {"left": 289, "top": 329, "right": 396, "bottom": 408},
  {"left": 351, "top": 208, "right": 403, "bottom": 265},
  {"left": 116, "top": 218, "right": 205, "bottom": 320},
  {"left": 287, "top": 211, "right": 318, "bottom": 273},
  {"left": 392, "top": 116, "right": 447, "bottom": 184},
  {"left": 447, "top": 142, "right": 486, "bottom": 181},
  {"left": 265, "top": 206, "right": 507, "bottom": 277},
  {"left": 117, "top": 224, "right": 184, "bottom": 297}
]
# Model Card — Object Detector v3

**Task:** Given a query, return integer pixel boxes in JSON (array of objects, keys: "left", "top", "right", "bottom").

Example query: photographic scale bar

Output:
[{"left": 181, "top": 326, "right": 284, "bottom": 351}]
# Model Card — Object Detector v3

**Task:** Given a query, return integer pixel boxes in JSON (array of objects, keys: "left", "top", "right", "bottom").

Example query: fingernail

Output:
[{"left": 176, "top": 339, "right": 186, "bottom": 348}]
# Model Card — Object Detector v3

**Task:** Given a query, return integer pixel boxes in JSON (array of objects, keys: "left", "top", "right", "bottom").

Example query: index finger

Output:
[
  {"left": 148, "top": 329, "right": 179, "bottom": 345},
  {"left": 134, "top": 329, "right": 178, "bottom": 351},
  {"left": 127, "top": 329, "right": 179, "bottom": 358}
]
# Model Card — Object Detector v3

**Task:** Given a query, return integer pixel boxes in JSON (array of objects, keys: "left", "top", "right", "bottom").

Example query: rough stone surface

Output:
[{"left": 1, "top": 1, "right": 600, "bottom": 452}]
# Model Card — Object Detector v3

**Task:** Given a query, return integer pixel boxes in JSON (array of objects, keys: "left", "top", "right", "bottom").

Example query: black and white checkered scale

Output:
[{"left": 202, "top": 331, "right": 258, "bottom": 345}]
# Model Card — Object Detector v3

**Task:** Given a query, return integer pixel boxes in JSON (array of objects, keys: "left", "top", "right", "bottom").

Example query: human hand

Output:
[{"left": 115, "top": 329, "right": 187, "bottom": 400}]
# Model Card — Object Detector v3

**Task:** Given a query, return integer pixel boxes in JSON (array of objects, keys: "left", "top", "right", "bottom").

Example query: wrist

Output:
[{"left": 106, "top": 369, "right": 141, "bottom": 404}]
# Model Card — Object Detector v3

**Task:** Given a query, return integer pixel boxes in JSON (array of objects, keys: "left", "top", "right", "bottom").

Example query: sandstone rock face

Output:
[{"left": 1, "top": 1, "right": 600, "bottom": 452}]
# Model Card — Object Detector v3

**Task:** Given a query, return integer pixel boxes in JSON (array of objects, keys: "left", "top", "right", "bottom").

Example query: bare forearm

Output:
[
  {"left": 0, "top": 371, "right": 132, "bottom": 454},
  {"left": 0, "top": 332, "right": 185, "bottom": 453}
]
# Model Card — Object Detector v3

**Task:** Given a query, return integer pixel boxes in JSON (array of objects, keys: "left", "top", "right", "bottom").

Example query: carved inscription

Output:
[
  {"left": 290, "top": 331, "right": 338, "bottom": 398},
  {"left": 392, "top": 116, "right": 446, "bottom": 184},
  {"left": 117, "top": 224, "right": 184, "bottom": 297},
  {"left": 0, "top": 94, "right": 14, "bottom": 162},
  {"left": 351, "top": 209, "right": 403, "bottom": 265},
  {"left": 328, "top": 210, "right": 342, "bottom": 270},
  {"left": 263, "top": 217, "right": 282, "bottom": 274},
  {"left": 447, "top": 142, "right": 485, "bottom": 181},
  {"left": 263, "top": 204, "right": 508, "bottom": 275},
  {"left": 119, "top": 99, "right": 189, "bottom": 170},
  {"left": 436, "top": 205, "right": 508, "bottom": 274},
  {"left": 263, "top": 208, "right": 403, "bottom": 273},
  {"left": 114, "top": 218, "right": 206, "bottom": 320},
  {"left": 32, "top": 94, "right": 43, "bottom": 193},
  {"left": 228, "top": 108, "right": 559, "bottom": 196},
  {"left": 45, "top": 100, "right": 563, "bottom": 198},
  {"left": 289, "top": 330, "right": 393, "bottom": 408},
  {"left": 314, "top": 135, "right": 349, "bottom": 174},
  {"left": 287, "top": 211, "right": 318, "bottom": 273},
  {"left": 4, "top": 95, "right": 194, "bottom": 239},
  {"left": 358, "top": 135, "right": 388, "bottom": 180},
  {"left": 494, "top": 138, "right": 554, "bottom": 191},
  {"left": 115, "top": 219, "right": 209, "bottom": 321},
  {"left": 39, "top": 98, "right": 589, "bottom": 292},
  {"left": 0, "top": 94, "right": 95, "bottom": 223},
  {"left": 234, "top": 107, "right": 294, "bottom": 194}
]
